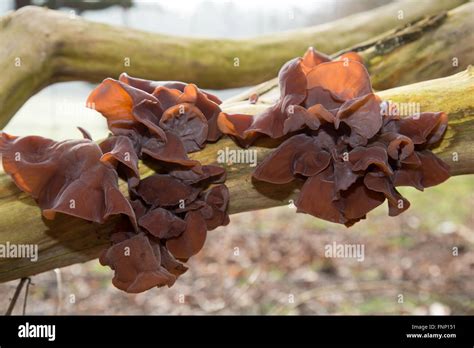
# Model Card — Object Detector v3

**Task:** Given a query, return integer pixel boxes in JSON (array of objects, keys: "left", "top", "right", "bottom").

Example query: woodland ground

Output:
[{"left": 1, "top": 176, "right": 473, "bottom": 315}]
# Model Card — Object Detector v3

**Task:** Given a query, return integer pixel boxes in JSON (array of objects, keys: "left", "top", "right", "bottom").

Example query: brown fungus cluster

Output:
[
  {"left": 0, "top": 132, "right": 136, "bottom": 225},
  {"left": 0, "top": 74, "right": 229, "bottom": 293},
  {"left": 218, "top": 47, "right": 450, "bottom": 226}
]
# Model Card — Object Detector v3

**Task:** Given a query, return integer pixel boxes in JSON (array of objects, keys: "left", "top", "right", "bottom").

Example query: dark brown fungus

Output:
[
  {"left": 219, "top": 47, "right": 450, "bottom": 226},
  {"left": 87, "top": 75, "right": 231, "bottom": 291},
  {"left": 169, "top": 164, "right": 226, "bottom": 185},
  {"left": 199, "top": 184, "right": 230, "bottom": 230},
  {"left": 166, "top": 210, "right": 208, "bottom": 259},
  {"left": 86, "top": 78, "right": 157, "bottom": 136},
  {"left": 99, "top": 135, "right": 140, "bottom": 187},
  {"left": 88, "top": 74, "right": 223, "bottom": 149},
  {"left": 159, "top": 103, "right": 208, "bottom": 152},
  {"left": 141, "top": 131, "right": 199, "bottom": 168},
  {"left": 99, "top": 232, "right": 176, "bottom": 293},
  {"left": 85, "top": 74, "right": 230, "bottom": 292},
  {"left": 136, "top": 174, "right": 201, "bottom": 208},
  {"left": 218, "top": 47, "right": 368, "bottom": 141},
  {"left": 0, "top": 132, "right": 136, "bottom": 225},
  {"left": 0, "top": 73, "right": 229, "bottom": 294},
  {"left": 138, "top": 207, "right": 186, "bottom": 239},
  {"left": 119, "top": 72, "right": 222, "bottom": 105},
  {"left": 217, "top": 113, "right": 256, "bottom": 148}
]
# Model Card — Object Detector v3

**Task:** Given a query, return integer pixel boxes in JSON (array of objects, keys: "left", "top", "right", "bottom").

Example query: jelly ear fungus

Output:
[
  {"left": 0, "top": 74, "right": 230, "bottom": 293},
  {"left": 218, "top": 47, "right": 450, "bottom": 226}
]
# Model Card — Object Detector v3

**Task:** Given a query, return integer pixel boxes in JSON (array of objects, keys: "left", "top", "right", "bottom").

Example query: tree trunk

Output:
[
  {"left": 0, "top": 0, "right": 468, "bottom": 128},
  {"left": 0, "top": 67, "right": 473, "bottom": 283}
]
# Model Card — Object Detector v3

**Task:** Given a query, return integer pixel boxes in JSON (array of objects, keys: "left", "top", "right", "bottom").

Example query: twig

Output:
[
  {"left": 22, "top": 277, "right": 32, "bottom": 315},
  {"left": 5, "top": 277, "right": 27, "bottom": 315},
  {"left": 54, "top": 268, "right": 62, "bottom": 315}
]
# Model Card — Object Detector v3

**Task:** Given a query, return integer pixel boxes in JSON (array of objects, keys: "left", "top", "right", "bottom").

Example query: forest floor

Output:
[{"left": 1, "top": 176, "right": 473, "bottom": 315}]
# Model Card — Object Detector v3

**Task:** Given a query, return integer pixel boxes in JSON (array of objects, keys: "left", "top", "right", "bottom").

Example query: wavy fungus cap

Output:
[
  {"left": 1, "top": 72, "right": 230, "bottom": 294},
  {"left": 118, "top": 72, "right": 222, "bottom": 105},
  {"left": 87, "top": 73, "right": 223, "bottom": 153},
  {"left": 99, "top": 135, "right": 140, "bottom": 187},
  {"left": 101, "top": 177, "right": 230, "bottom": 291},
  {"left": 217, "top": 47, "right": 450, "bottom": 226},
  {"left": 0, "top": 132, "right": 136, "bottom": 226},
  {"left": 218, "top": 47, "right": 370, "bottom": 143},
  {"left": 99, "top": 232, "right": 178, "bottom": 293},
  {"left": 252, "top": 112, "right": 450, "bottom": 226}
]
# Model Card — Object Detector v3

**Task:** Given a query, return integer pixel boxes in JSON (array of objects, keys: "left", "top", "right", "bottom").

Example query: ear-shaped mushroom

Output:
[
  {"left": 99, "top": 232, "right": 176, "bottom": 293},
  {"left": 180, "top": 84, "right": 223, "bottom": 141},
  {"left": 349, "top": 146, "right": 393, "bottom": 176},
  {"left": 159, "top": 103, "right": 209, "bottom": 152},
  {"left": 141, "top": 131, "right": 199, "bottom": 167},
  {"left": 159, "top": 244, "right": 188, "bottom": 277},
  {"left": 335, "top": 93, "right": 383, "bottom": 147},
  {"left": 376, "top": 133, "right": 415, "bottom": 161},
  {"left": 166, "top": 210, "right": 208, "bottom": 259},
  {"left": 3, "top": 71, "right": 230, "bottom": 293},
  {"left": 393, "top": 150, "right": 450, "bottom": 190},
  {"left": 217, "top": 112, "right": 258, "bottom": 147},
  {"left": 87, "top": 78, "right": 157, "bottom": 134},
  {"left": 119, "top": 72, "right": 222, "bottom": 105},
  {"left": 131, "top": 99, "right": 167, "bottom": 139},
  {"left": 283, "top": 104, "right": 334, "bottom": 134},
  {"left": 384, "top": 112, "right": 448, "bottom": 146},
  {"left": 199, "top": 184, "right": 230, "bottom": 230},
  {"left": 253, "top": 134, "right": 331, "bottom": 184},
  {"left": 136, "top": 174, "right": 201, "bottom": 208},
  {"left": 138, "top": 207, "right": 186, "bottom": 239},
  {"left": 246, "top": 103, "right": 289, "bottom": 139},
  {"left": 99, "top": 135, "right": 140, "bottom": 187},
  {"left": 218, "top": 48, "right": 371, "bottom": 142},
  {"left": 296, "top": 166, "right": 347, "bottom": 224},
  {"left": 88, "top": 75, "right": 224, "bottom": 159},
  {"left": 223, "top": 48, "right": 450, "bottom": 227},
  {"left": 363, "top": 172, "right": 410, "bottom": 216},
  {"left": 169, "top": 164, "right": 226, "bottom": 185},
  {"left": 301, "top": 46, "right": 331, "bottom": 74},
  {"left": 278, "top": 57, "right": 307, "bottom": 109},
  {"left": 306, "top": 60, "right": 372, "bottom": 101},
  {"left": 336, "top": 178, "right": 385, "bottom": 222},
  {"left": 0, "top": 132, "right": 136, "bottom": 226}
]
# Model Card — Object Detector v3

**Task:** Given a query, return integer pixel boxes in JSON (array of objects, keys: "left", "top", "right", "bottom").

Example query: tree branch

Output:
[
  {"left": 0, "top": 0, "right": 468, "bottom": 128},
  {"left": 223, "top": 2, "right": 474, "bottom": 105},
  {"left": 0, "top": 66, "right": 473, "bottom": 283}
]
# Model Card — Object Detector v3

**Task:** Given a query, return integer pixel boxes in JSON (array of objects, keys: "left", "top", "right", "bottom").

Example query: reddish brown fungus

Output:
[
  {"left": 86, "top": 74, "right": 230, "bottom": 292},
  {"left": 1, "top": 73, "right": 230, "bottom": 294},
  {"left": 0, "top": 132, "right": 136, "bottom": 225},
  {"left": 99, "top": 232, "right": 177, "bottom": 293},
  {"left": 87, "top": 74, "right": 224, "bottom": 149},
  {"left": 219, "top": 47, "right": 450, "bottom": 226}
]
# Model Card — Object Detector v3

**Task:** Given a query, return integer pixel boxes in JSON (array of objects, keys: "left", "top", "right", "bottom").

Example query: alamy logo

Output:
[
  {"left": 380, "top": 100, "right": 420, "bottom": 117},
  {"left": 217, "top": 146, "right": 257, "bottom": 167},
  {"left": 0, "top": 242, "right": 38, "bottom": 262},
  {"left": 18, "top": 322, "right": 56, "bottom": 341},
  {"left": 324, "top": 242, "right": 365, "bottom": 262}
]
